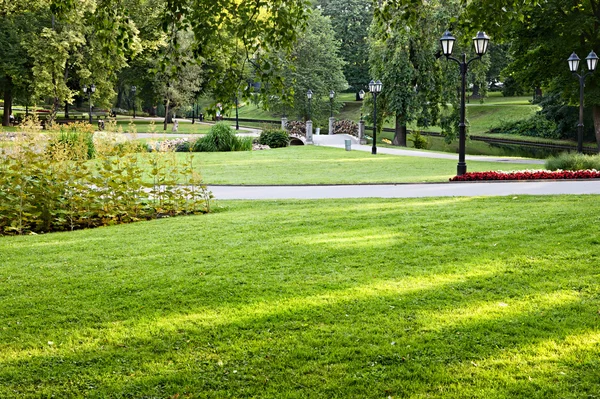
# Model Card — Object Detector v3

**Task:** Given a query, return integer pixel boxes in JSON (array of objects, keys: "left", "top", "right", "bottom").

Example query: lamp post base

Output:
[{"left": 457, "top": 163, "right": 467, "bottom": 176}]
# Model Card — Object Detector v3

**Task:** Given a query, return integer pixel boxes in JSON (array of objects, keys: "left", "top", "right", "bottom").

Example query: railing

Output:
[{"left": 369, "top": 126, "right": 598, "bottom": 155}]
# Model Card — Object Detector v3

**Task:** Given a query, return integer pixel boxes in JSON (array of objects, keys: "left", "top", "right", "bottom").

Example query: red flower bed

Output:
[{"left": 450, "top": 170, "right": 600, "bottom": 181}]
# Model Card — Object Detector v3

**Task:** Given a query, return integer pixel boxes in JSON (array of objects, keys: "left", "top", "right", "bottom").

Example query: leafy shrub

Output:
[
  {"left": 545, "top": 153, "right": 600, "bottom": 171},
  {"left": 258, "top": 129, "right": 289, "bottom": 148},
  {"left": 48, "top": 130, "right": 96, "bottom": 160},
  {"left": 0, "top": 133, "right": 212, "bottom": 235},
  {"left": 489, "top": 114, "right": 559, "bottom": 139},
  {"left": 537, "top": 92, "right": 595, "bottom": 141},
  {"left": 409, "top": 131, "right": 428, "bottom": 149},
  {"left": 232, "top": 136, "right": 253, "bottom": 151},
  {"left": 332, "top": 120, "right": 358, "bottom": 136},
  {"left": 286, "top": 120, "right": 306, "bottom": 136},
  {"left": 176, "top": 140, "right": 191, "bottom": 152},
  {"left": 191, "top": 122, "right": 251, "bottom": 152}
]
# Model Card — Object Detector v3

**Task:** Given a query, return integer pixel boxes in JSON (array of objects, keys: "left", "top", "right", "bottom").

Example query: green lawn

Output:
[
  {"left": 1, "top": 196, "right": 599, "bottom": 398},
  {"left": 164, "top": 146, "right": 542, "bottom": 185}
]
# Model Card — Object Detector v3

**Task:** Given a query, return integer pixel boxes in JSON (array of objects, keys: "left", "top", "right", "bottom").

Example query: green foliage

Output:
[
  {"left": 501, "top": 76, "right": 527, "bottom": 97},
  {"left": 0, "top": 133, "right": 211, "bottom": 235},
  {"left": 48, "top": 123, "right": 97, "bottom": 159},
  {"left": 489, "top": 113, "right": 559, "bottom": 139},
  {"left": 192, "top": 122, "right": 251, "bottom": 152},
  {"left": 368, "top": 0, "right": 462, "bottom": 141},
  {"left": 537, "top": 91, "right": 595, "bottom": 141},
  {"left": 314, "top": 0, "right": 372, "bottom": 93},
  {"left": 264, "top": 10, "right": 348, "bottom": 123},
  {"left": 408, "top": 131, "right": 429, "bottom": 149},
  {"left": 258, "top": 129, "right": 289, "bottom": 148},
  {"left": 545, "top": 153, "right": 600, "bottom": 171}
]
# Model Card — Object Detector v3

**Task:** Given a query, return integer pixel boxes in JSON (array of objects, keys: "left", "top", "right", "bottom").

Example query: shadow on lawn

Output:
[{"left": 1, "top": 257, "right": 598, "bottom": 398}]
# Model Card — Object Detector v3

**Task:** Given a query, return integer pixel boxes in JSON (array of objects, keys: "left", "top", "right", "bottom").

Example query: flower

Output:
[{"left": 449, "top": 169, "right": 600, "bottom": 181}]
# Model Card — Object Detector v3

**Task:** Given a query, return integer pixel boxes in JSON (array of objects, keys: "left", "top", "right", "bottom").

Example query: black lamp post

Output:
[
  {"left": 235, "top": 95, "right": 239, "bottom": 130},
  {"left": 358, "top": 89, "right": 365, "bottom": 120},
  {"left": 131, "top": 86, "right": 137, "bottom": 118},
  {"left": 439, "top": 30, "right": 490, "bottom": 176},
  {"left": 83, "top": 84, "right": 96, "bottom": 124},
  {"left": 329, "top": 90, "right": 335, "bottom": 118},
  {"left": 307, "top": 89, "right": 313, "bottom": 120},
  {"left": 568, "top": 50, "right": 598, "bottom": 153},
  {"left": 369, "top": 79, "right": 382, "bottom": 155}
]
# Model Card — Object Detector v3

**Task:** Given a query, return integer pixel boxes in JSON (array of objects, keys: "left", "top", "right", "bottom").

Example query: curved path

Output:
[{"left": 208, "top": 181, "right": 600, "bottom": 200}]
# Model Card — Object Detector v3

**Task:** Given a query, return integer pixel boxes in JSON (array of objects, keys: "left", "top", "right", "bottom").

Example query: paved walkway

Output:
[
  {"left": 312, "top": 134, "right": 545, "bottom": 165},
  {"left": 208, "top": 181, "right": 600, "bottom": 200}
]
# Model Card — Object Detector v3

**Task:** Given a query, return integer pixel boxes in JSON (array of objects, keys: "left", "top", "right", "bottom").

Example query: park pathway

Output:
[{"left": 208, "top": 181, "right": 600, "bottom": 199}]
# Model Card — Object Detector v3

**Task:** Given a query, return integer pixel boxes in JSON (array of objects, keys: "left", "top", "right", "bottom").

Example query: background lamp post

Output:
[
  {"left": 369, "top": 79, "right": 383, "bottom": 155},
  {"left": 329, "top": 90, "right": 335, "bottom": 118},
  {"left": 439, "top": 30, "right": 490, "bottom": 176},
  {"left": 83, "top": 84, "right": 96, "bottom": 124},
  {"left": 131, "top": 86, "right": 137, "bottom": 119},
  {"left": 358, "top": 89, "right": 365, "bottom": 120},
  {"left": 235, "top": 95, "right": 239, "bottom": 130},
  {"left": 568, "top": 50, "right": 598, "bottom": 153},
  {"left": 307, "top": 89, "right": 313, "bottom": 120}
]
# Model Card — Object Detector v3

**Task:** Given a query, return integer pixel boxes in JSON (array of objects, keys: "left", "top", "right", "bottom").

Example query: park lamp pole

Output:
[
  {"left": 369, "top": 79, "right": 382, "bottom": 155},
  {"left": 439, "top": 31, "right": 490, "bottom": 176},
  {"left": 235, "top": 94, "right": 239, "bottom": 130},
  {"left": 307, "top": 89, "right": 313, "bottom": 121},
  {"left": 568, "top": 50, "right": 598, "bottom": 153},
  {"left": 131, "top": 86, "right": 137, "bottom": 118},
  {"left": 83, "top": 84, "right": 96, "bottom": 124},
  {"left": 329, "top": 90, "right": 335, "bottom": 118},
  {"left": 358, "top": 89, "right": 365, "bottom": 120}
]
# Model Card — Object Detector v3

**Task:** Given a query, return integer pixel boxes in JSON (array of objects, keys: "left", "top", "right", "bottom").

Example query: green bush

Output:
[
  {"left": 258, "top": 129, "right": 289, "bottom": 148},
  {"left": 409, "top": 131, "right": 428, "bottom": 149},
  {"left": 489, "top": 113, "right": 559, "bottom": 139},
  {"left": 545, "top": 153, "right": 600, "bottom": 171},
  {"left": 192, "top": 122, "right": 251, "bottom": 152}
]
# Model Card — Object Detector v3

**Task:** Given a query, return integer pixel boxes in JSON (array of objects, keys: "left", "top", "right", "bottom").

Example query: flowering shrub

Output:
[{"left": 450, "top": 169, "right": 600, "bottom": 181}]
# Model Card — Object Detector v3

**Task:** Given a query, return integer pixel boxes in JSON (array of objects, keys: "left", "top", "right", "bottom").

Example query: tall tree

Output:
[
  {"left": 368, "top": 0, "right": 480, "bottom": 146},
  {"left": 263, "top": 9, "right": 347, "bottom": 124},
  {"left": 465, "top": 0, "right": 600, "bottom": 150},
  {"left": 314, "top": 0, "right": 372, "bottom": 98}
]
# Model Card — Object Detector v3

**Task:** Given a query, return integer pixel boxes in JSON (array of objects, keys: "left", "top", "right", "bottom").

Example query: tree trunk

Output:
[
  {"left": 392, "top": 113, "right": 407, "bottom": 147},
  {"left": 2, "top": 78, "right": 13, "bottom": 127},
  {"left": 471, "top": 84, "right": 481, "bottom": 99},
  {"left": 64, "top": 101, "right": 69, "bottom": 119},
  {"left": 593, "top": 105, "right": 600, "bottom": 152}
]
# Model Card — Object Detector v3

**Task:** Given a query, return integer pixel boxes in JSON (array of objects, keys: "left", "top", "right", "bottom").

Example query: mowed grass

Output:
[
  {"left": 161, "top": 146, "right": 542, "bottom": 185},
  {"left": 1, "top": 196, "right": 599, "bottom": 398}
]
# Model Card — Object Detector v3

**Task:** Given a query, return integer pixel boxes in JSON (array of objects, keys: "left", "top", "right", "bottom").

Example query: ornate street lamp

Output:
[
  {"left": 131, "top": 86, "right": 137, "bottom": 118},
  {"left": 83, "top": 84, "right": 96, "bottom": 124},
  {"left": 307, "top": 89, "right": 313, "bottom": 121},
  {"left": 439, "top": 31, "right": 490, "bottom": 175},
  {"left": 358, "top": 89, "right": 365, "bottom": 120},
  {"left": 568, "top": 50, "right": 598, "bottom": 153},
  {"left": 369, "top": 79, "right": 383, "bottom": 155}
]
